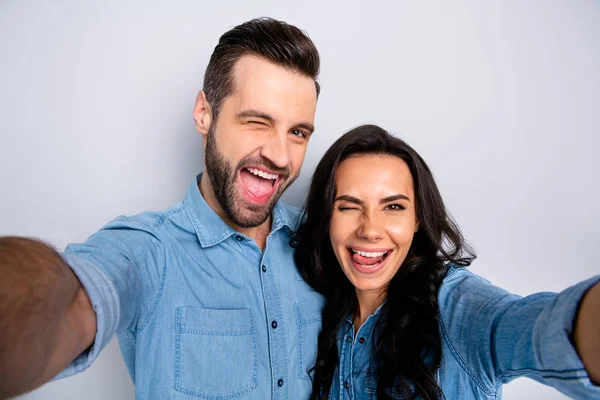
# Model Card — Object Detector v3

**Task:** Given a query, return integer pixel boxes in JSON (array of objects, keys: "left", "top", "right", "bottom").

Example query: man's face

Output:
[{"left": 202, "top": 55, "right": 317, "bottom": 228}]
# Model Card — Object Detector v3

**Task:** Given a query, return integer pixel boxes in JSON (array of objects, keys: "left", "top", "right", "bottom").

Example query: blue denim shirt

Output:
[
  {"left": 329, "top": 265, "right": 600, "bottom": 399},
  {"left": 56, "top": 175, "right": 325, "bottom": 399}
]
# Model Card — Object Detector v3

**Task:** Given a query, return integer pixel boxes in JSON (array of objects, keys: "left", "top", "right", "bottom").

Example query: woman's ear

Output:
[
  {"left": 414, "top": 220, "right": 420, "bottom": 232},
  {"left": 193, "top": 90, "right": 212, "bottom": 136}
]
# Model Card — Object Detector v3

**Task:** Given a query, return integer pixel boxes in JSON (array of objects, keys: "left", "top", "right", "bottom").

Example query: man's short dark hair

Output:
[{"left": 203, "top": 17, "right": 320, "bottom": 120}]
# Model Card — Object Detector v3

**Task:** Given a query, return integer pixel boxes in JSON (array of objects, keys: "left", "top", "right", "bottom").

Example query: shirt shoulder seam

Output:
[
  {"left": 151, "top": 203, "right": 184, "bottom": 229},
  {"left": 110, "top": 214, "right": 170, "bottom": 336}
]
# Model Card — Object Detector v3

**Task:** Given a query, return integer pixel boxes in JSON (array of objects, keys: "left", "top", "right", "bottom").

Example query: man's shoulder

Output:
[
  {"left": 276, "top": 202, "right": 303, "bottom": 230},
  {"left": 102, "top": 201, "right": 187, "bottom": 234},
  {"left": 278, "top": 202, "right": 302, "bottom": 217}
]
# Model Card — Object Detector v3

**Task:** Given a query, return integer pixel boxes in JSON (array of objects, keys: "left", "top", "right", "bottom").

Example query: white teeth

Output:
[
  {"left": 352, "top": 249, "right": 387, "bottom": 258},
  {"left": 247, "top": 167, "right": 278, "bottom": 180}
]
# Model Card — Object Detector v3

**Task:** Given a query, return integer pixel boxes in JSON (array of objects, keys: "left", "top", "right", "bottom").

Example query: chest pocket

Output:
[
  {"left": 295, "top": 299, "right": 324, "bottom": 380},
  {"left": 174, "top": 307, "right": 257, "bottom": 399}
]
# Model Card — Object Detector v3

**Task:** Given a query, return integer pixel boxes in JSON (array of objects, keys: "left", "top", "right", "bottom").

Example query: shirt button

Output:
[
  {"left": 346, "top": 336, "right": 352, "bottom": 343},
  {"left": 235, "top": 235, "right": 244, "bottom": 241},
  {"left": 344, "top": 381, "right": 350, "bottom": 389},
  {"left": 277, "top": 379, "right": 284, "bottom": 387},
  {"left": 262, "top": 265, "right": 267, "bottom": 272},
  {"left": 271, "top": 320, "right": 278, "bottom": 329},
  {"left": 359, "top": 337, "right": 365, "bottom": 344}
]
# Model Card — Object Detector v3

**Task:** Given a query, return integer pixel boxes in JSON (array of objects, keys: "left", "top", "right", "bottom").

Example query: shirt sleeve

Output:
[
  {"left": 439, "top": 267, "right": 600, "bottom": 399},
  {"left": 53, "top": 216, "right": 165, "bottom": 379}
]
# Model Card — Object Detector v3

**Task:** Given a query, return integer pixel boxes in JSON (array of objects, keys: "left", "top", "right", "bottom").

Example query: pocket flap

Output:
[{"left": 177, "top": 307, "right": 253, "bottom": 335}]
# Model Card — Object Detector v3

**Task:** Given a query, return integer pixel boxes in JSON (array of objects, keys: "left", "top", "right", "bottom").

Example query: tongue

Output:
[
  {"left": 240, "top": 169, "right": 274, "bottom": 197},
  {"left": 352, "top": 253, "right": 385, "bottom": 266}
]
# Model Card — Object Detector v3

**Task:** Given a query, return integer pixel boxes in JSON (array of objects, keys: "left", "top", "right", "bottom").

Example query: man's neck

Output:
[{"left": 199, "top": 174, "right": 271, "bottom": 251}]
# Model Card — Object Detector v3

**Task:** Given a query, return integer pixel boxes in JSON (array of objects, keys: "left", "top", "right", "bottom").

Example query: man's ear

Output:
[{"left": 193, "top": 90, "right": 212, "bottom": 136}]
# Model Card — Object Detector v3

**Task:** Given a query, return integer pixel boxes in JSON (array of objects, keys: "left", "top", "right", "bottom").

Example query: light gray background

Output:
[{"left": 1, "top": 1, "right": 599, "bottom": 399}]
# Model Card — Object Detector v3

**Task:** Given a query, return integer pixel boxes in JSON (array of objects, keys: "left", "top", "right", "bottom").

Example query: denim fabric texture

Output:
[
  {"left": 328, "top": 266, "right": 600, "bottom": 399},
  {"left": 54, "top": 174, "right": 599, "bottom": 399},
  {"left": 56, "top": 175, "right": 325, "bottom": 399}
]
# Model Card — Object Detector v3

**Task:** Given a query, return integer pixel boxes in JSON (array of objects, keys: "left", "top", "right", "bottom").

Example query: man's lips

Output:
[
  {"left": 241, "top": 165, "right": 288, "bottom": 186},
  {"left": 244, "top": 166, "right": 281, "bottom": 180},
  {"left": 238, "top": 167, "right": 285, "bottom": 204}
]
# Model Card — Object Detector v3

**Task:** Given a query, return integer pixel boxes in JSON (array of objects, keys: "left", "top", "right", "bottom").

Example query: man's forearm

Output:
[
  {"left": 574, "top": 281, "right": 600, "bottom": 384},
  {"left": 0, "top": 237, "right": 89, "bottom": 398}
]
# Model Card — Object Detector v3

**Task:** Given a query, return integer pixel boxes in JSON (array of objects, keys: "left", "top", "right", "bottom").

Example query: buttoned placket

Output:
[
  {"left": 258, "top": 233, "right": 289, "bottom": 400},
  {"left": 339, "top": 321, "right": 356, "bottom": 400},
  {"left": 337, "top": 312, "right": 380, "bottom": 400}
]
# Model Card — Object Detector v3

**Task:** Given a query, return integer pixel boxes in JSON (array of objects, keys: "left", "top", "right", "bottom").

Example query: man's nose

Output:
[{"left": 260, "top": 130, "right": 290, "bottom": 170}]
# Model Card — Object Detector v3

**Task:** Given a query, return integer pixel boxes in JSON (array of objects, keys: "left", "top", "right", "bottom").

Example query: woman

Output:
[{"left": 293, "top": 125, "right": 600, "bottom": 399}]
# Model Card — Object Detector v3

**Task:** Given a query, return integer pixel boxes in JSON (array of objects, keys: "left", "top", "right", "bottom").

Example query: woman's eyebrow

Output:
[
  {"left": 334, "top": 195, "right": 363, "bottom": 206},
  {"left": 380, "top": 194, "right": 410, "bottom": 203},
  {"left": 334, "top": 194, "right": 410, "bottom": 205}
]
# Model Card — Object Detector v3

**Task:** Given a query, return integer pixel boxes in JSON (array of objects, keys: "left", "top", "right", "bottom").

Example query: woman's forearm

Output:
[{"left": 574, "top": 281, "right": 600, "bottom": 384}]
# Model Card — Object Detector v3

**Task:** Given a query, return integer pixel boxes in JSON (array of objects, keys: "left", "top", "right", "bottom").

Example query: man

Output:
[{"left": 0, "top": 18, "right": 324, "bottom": 399}]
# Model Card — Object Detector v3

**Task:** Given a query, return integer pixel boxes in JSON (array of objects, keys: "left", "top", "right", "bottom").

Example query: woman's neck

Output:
[{"left": 353, "top": 288, "right": 386, "bottom": 334}]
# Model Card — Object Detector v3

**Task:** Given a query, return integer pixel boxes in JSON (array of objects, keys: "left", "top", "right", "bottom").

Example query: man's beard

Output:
[{"left": 204, "top": 126, "right": 297, "bottom": 228}]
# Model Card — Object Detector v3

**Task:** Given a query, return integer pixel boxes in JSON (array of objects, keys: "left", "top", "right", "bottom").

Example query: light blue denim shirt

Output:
[
  {"left": 329, "top": 265, "right": 600, "bottom": 399},
  {"left": 56, "top": 175, "right": 325, "bottom": 399}
]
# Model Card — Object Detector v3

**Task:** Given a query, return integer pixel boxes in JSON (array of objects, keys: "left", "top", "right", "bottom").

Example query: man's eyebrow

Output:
[
  {"left": 237, "top": 109, "right": 275, "bottom": 122},
  {"left": 237, "top": 109, "right": 314, "bottom": 134},
  {"left": 380, "top": 194, "right": 410, "bottom": 203}
]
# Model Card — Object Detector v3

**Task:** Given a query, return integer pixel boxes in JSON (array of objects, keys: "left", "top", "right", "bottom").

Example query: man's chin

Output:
[
  {"left": 230, "top": 208, "right": 271, "bottom": 228},
  {"left": 226, "top": 178, "right": 289, "bottom": 227},
  {"left": 225, "top": 194, "right": 272, "bottom": 228}
]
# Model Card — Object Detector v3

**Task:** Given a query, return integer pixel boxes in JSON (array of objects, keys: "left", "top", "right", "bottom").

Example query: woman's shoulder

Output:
[
  {"left": 442, "top": 263, "right": 489, "bottom": 284},
  {"left": 438, "top": 264, "right": 517, "bottom": 316}
]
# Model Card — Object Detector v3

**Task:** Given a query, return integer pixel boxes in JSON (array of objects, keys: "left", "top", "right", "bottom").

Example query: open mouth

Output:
[
  {"left": 347, "top": 248, "right": 392, "bottom": 269},
  {"left": 239, "top": 167, "right": 281, "bottom": 204}
]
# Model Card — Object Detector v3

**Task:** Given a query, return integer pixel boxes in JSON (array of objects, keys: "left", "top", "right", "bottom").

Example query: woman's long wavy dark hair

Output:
[{"left": 292, "top": 125, "right": 475, "bottom": 400}]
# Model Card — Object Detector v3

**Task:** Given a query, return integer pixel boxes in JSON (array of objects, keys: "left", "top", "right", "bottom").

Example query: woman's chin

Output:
[{"left": 350, "top": 277, "right": 388, "bottom": 294}]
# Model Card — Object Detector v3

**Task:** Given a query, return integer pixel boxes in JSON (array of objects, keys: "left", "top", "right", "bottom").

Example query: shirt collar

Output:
[
  {"left": 184, "top": 173, "right": 297, "bottom": 248},
  {"left": 344, "top": 301, "right": 386, "bottom": 325}
]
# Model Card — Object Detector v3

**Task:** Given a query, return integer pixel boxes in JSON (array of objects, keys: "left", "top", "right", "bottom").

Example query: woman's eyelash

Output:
[
  {"left": 386, "top": 203, "right": 406, "bottom": 210},
  {"left": 337, "top": 204, "right": 406, "bottom": 211}
]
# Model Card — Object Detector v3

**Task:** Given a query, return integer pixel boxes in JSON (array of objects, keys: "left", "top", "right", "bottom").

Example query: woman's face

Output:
[{"left": 329, "top": 153, "right": 419, "bottom": 298}]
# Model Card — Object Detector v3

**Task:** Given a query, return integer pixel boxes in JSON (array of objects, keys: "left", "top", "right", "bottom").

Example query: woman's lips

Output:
[{"left": 347, "top": 248, "right": 392, "bottom": 275}]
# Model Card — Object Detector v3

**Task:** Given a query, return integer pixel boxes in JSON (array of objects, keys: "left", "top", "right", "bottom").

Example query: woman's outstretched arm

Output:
[{"left": 574, "top": 281, "right": 600, "bottom": 384}]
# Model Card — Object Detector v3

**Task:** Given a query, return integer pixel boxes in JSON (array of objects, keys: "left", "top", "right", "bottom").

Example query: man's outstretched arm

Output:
[{"left": 0, "top": 237, "right": 96, "bottom": 398}]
